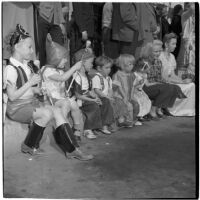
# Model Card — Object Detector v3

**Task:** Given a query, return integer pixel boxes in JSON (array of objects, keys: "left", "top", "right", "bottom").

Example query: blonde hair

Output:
[
  {"left": 115, "top": 54, "right": 135, "bottom": 70},
  {"left": 153, "top": 39, "right": 163, "bottom": 47},
  {"left": 140, "top": 43, "right": 153, "bottom": 60}
]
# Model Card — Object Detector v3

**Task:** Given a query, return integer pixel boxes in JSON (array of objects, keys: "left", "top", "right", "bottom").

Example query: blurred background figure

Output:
[{"left": 170, "top": 4, "right": 183, "bottom": 58}]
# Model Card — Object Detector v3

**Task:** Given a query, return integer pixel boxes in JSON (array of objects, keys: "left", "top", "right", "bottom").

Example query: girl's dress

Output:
[
  {"left": 132, "top": 72, "right": 151, "bottom": 117},
  {"left": 112, "top": 70, "right": 139, "bottom": 123},
  {"left": 159, "top": 52, "right": 195, "bottom": 116}
]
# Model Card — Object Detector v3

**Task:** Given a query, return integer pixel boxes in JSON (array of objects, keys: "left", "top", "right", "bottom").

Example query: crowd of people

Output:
[{"left": 3, "top": 2, "right": 196, "bottom": 161}]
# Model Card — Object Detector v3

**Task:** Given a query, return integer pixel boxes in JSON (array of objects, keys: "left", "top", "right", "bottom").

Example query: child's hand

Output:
[
  {"left": 73, "top": 61, "right": 82, "bottom": 71},
  {"left": 32, "top": 87, "right": 42, "bottom": 95},
  {"left": 182, "top": 78, "right": 192, "bottom": 84},
  {"left": 93, "top": 97, "right": 102, "bottom": 105},
  {"left": 58, "top": 58, "right": 68, "bottom": 68},
  {"left": 89, "top": 91, "right": 97, "bottom": 99},
  {"left": 29, "top": 74, "right": 41, "bottom": 86}
]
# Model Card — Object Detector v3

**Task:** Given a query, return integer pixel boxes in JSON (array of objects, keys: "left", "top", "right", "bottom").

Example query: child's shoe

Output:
[
  {"left": 66, "top": 148, "right": 94, "bottom": 161},
  {"left": 108, "top": 123, "right": 118, "bottom": 133},
  {"left": 118, "top": 121, "right": 133, "bottom": 128},
  {"left": 84, "top": 130, "right": 97, "bottom": 139},
  {"left": 100, "top": 126, "right": 112, "bottom": 135},
  {"left": 134, "top": 121, "right": 142, "bottom": 126}
]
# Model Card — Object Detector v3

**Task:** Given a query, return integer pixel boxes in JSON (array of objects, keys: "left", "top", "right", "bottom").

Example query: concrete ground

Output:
[{"left": 3, "top": 116, "right": 196, "bottom": 199}]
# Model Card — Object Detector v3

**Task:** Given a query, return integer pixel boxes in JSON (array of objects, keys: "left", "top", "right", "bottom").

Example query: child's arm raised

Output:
[{"left": 48, "top": 61, "right": 82, "bottom": 82}]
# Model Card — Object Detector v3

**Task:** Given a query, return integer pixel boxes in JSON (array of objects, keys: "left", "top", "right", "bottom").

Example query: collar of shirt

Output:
[
  {"left": 10, "top": 57, "right": 28, "bottom": 68},
  {"left": 96, "top": 72, "right": 109, "bottom": 80}
]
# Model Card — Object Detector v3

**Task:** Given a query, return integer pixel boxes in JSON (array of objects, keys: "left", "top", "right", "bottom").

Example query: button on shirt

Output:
[{"left": 4, "top": 57, "right": 34, "bottom": 99}]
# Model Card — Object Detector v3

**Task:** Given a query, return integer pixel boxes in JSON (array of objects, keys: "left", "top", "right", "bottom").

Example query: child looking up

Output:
[{"left": 113, "top": 54, "right": 141, "bottom": 126}]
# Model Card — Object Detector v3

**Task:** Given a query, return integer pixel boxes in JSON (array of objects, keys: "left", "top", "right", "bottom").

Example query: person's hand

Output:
[
  {"left": 93, "top": 97, "right": 102, "bottom": 105},
  {"left": 58, "top": 58, "right": 68, "bottom": 68},
  {"left": 73, "top": 61, "right": 82, "bottom": 71},
  {"left": 182, "top": 78, "right": 192, "bottom": 84},
  {"left": 82, "top": 31, "right": 88, "bottom": 41},
  {"left": 29, "top": 74, "right": 41, "bottom": 86},
  {"left": 89, "top": 91, "right": 97, "bottom": 99},
  {"left": 60, "top": 24, "right": 66, "bottom": 35},
  {"left": 107, "top": 96, "right": 114, "bottom": 102},
  {"left": 32, "top": 87, "right": 42, "bottom": 95}
]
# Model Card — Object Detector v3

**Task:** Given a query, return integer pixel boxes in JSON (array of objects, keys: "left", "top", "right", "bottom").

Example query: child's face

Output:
[
  {"left": 123, "top": 61, "right": 134, "bottom": 73},
  {"left": 83, "top": 58, "right": 94, "bottom": 72},
  {"left": 98, "top": 63, "right": 112, "bottom": 77},
  {"left": 16, "top": 37, "right": 34, "bottom": 60},
  {"left": 57, "top": 58, "right": 68, "bottom": 69},
  {"left": 166, "top": 38, "right": 177, "bottom": 53},
  {"left": 152, "top": 45, "right": 162, "bottom": 59}
]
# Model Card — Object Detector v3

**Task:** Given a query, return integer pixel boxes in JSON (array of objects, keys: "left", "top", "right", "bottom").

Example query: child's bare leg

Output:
[{"left": 55, "top": 99, "right": 71, "bottom": 121}]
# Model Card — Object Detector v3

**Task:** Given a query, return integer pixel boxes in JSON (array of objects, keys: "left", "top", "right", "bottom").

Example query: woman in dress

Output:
[{"left": 159, "top": 33, "right": 195, "bottom": 116}]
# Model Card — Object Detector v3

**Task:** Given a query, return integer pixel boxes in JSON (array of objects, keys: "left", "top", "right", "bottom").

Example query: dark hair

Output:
[
  {"left": 74, "top": 48, "right": 95, "bottom": 64},
  {"left": 94, "top": 56, "right": 113, "bottom": 69},
  {"left": 163, "top": 33, "right": 177, "bottom": 47},
  {"left": 133, "top": 58, "right": 149, "bottom": 72},
  {"left": 3, "top": 24, "right": 30, "bottom": 55},
  {"left": 173, "top": 4, "right": 183, "bottom": 16}
]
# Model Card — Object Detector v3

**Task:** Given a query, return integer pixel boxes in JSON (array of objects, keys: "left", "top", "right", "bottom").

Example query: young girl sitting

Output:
[
  {"left": 4, "top": 24, "right": 93, "bottom": 161},
  {"left": 72, "top": 49, "right": 103, "bottom": 139},
  {"left": 113, "top": 54, "right": 141, "bottom": 127},
  {"left": 132, "top": 58, "right": 152, "bottom": 122}
]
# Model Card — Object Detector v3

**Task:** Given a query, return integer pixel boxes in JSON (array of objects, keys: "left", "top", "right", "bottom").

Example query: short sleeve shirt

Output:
[
  {"left": 42, "top": 67, "right": 66, "bottom": 99},
  {"left": 4, "top": 57, "right": 34, "bottom": 99},
  {"left": 92, "top": 73, "right": 112, "bottom": 96}
]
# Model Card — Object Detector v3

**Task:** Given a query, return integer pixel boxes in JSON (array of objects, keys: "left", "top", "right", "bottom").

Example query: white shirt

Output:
[
  {"left": 92, "top": 72, "right": 112, "bottom": 96},
  {"left": 42, "top": 67, "right": 66, "bottom": 99},
  {"left": 4, "top": 57, "right": 34, "bottom": 99}
]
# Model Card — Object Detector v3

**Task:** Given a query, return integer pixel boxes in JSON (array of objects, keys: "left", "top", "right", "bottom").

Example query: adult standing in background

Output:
[
  {"left": 161, "top": 5, "right": 171, "bottom": 40},
  {"left": 69, "top": 2, "right": 95, "bottom": 65},
  {"left": 134, "top": 3, "right": 159, "bottom": 59},
  {"left": 34, "top": 2, "right": 66, "bottom": 67},
  {"left": 170, "top": 4, "right": 183, "bottom": 58},
  {"left": 111, "top": 3, "right": 139, "bottom": 58},
  {"left": 176, "top": 3, "right": 195, "bottom": 72}
]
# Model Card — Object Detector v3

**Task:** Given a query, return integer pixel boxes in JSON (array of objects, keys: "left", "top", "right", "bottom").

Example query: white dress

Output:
[
  {"left": 159, "top": 52, "right": 195, "bottom": 116},
  {"left": 131, "top": 72, "right": 151, "bottom": 117}
]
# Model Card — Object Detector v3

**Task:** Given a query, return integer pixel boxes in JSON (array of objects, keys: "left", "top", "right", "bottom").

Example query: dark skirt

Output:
[
  {"left": 6, "top": 98, "right": 40, "bottom": 124},
  {"left": 80, "top": 100, "right": 102, "bottom": 130},
  {"left": 143, "top": 83, "right": 178, "bottom": 108}
]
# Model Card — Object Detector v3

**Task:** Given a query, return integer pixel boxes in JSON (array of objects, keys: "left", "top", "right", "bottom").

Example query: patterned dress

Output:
[{"left": 112, "top": 70, "right": 139, "bottom": 122}]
